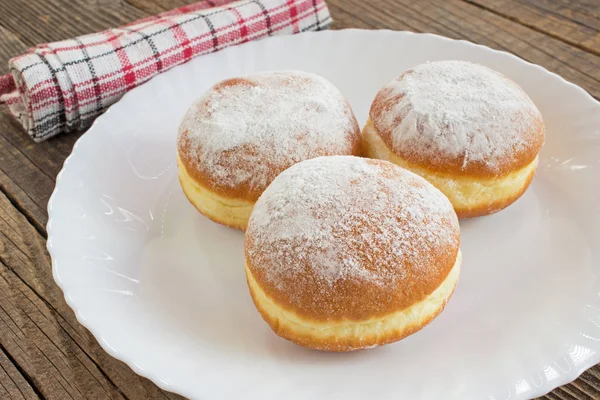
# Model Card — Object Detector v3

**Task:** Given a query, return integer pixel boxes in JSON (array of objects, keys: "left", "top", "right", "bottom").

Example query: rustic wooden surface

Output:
[{"left": 0, "top": 0, "right": 599, "bottom": 399}]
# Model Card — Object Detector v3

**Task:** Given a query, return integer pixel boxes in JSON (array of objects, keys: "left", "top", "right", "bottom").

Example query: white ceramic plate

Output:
[{"left": 48, "top": 29, "right": 600, "bottom": 400}]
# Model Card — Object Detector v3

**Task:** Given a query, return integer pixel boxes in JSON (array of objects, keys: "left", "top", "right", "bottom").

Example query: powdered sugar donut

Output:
[
  {"left": 245, "top": 156, "right": 461, "bottom": 352},
  {"left": 362, "top": 60, "right": 545, "bottom": 217},
  {"left": 177, "top": 71, "right": 361, "bottom": 230}
]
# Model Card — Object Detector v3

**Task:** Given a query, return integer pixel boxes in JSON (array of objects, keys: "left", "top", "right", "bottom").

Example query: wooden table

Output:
[{"left": 0, "top": 0, "right": 598, "bottom": 399}]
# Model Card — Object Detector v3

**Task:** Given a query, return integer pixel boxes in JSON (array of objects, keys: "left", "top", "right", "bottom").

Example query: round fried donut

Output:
[
  {"left": 363, "top": 60, "right": 545, "bottom": 217},
  {"left": 177, "top": 71, "right": 361, "bottom": 230},
  {"left": 245, "top": 156, "right": 461, "bottom": 352}
]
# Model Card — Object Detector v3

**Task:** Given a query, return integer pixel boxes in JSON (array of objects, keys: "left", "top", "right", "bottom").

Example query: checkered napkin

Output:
[{"left": 0, "top": 0, "right": 331, "bottom": 142}]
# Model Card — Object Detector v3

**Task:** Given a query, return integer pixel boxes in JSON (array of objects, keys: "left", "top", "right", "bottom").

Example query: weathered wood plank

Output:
[
  {"left": 0, "top": 133, "right": 53, "bottom": 232},
  {"left": 0, "top": 175, "right": 47, "bottom": 238},
  {"left": 0, "top": 109, "right": 80, "bottom": 235},
  {"left": 550, "top": 384, "right": 592, "bottom": 399},
  {"left": 0, "top": 190, "right": 182, "bottom": 400},
  {"left": 328, "top": 3, "right": 378, "bottom": 30},
  {"left": 125, "top": 0, "right": 190, "bottom": 15},
  {"left": 0, "top": 0, "right": 148, "bottom": 46},
  {"left": 579, "top": 367, "right": 600, "bottom": 393},
  {"left": 465, "top": 0, "right": 600, "bottom": 55},
  {"left": 0, "top": 346, "right": 39, "bottom": 400},
  {"left": 541, "top": 392, "right": 562, "bottom": 400},
  {"left": 0, "top": 112, "right": 80, "bottom": 183},
  {"left": 0, "top": 25, "right": 29, "bottom": 75},
  {"left": 550, "top": 381, "right": 593, "bottom": 399},
  {"left": 332, "top": 0, "right": 476, "bottom": 39}
]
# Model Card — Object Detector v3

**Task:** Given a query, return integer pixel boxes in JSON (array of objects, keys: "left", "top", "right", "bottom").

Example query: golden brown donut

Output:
[
  {"left": 177, "top": 71, "right": 361, "bottom": 230},
  {"left": 245, "top": 156, "right": 461, "bottom": 352},
  {"left": 363, "top": 60, "right": 545, "bottom": 218}
]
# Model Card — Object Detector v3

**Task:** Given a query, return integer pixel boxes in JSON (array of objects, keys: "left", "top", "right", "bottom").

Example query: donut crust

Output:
[
  {"left": 245, "top": 158, "right": 461, "bottom": 322},
  {"left": 246, "top": 251, "right": 461, "bottom": 352},
  {"left": 369, "top": 64, "right": 545, "bottom": 178},
  {"left": 178, "top": 74, "right": 361, "bottom": 203},
  {"left": 244, "top": 157, "right": 461, "bottom": 351},
  {"left": 177, "top": 72, "right": 361, "bottom": 230},
  {"left": 361, "top": 119, "right": 538, "bottom": 218}
]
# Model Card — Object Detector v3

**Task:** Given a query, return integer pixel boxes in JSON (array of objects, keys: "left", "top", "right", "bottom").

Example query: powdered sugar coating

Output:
[
  {"left": 245, "top": 156, "right": 460, "bottom": 318},
  {"left": 177, "top": 71, "right": 360, "bottom": 200},
  {"left": 370, "top": 60, "right": 544, "bottom": 175}
]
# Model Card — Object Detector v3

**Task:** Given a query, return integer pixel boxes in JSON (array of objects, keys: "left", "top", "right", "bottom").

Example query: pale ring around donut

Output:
[
  {"left": 177, "top": 154, "right": 253, "bottom": 230},
  {"left": 246, "top": 251, "right": 461, "bottom": 351}
]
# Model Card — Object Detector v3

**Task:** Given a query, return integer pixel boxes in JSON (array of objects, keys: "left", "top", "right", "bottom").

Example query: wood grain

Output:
[
  {"left": 0, "top": 0, "right": 147, "bottom": 47},
  {"left": 466, "top": 0, "right": 600, "bottom": 55},
  {"left": 0, "top": 113, "right": 80, "bottom": 183},
  {"left": 0, "top": 0, "right": 599, "bottom": 399},
  {"left": 0, "top": 113, "right": 82, "bottom": 233},
  {"left": 0, "top": 135, "right": 53, "bottom": 232},
  {"left": 0, "top": 346, "right": 39, "bottom": 400},
  {"left": 0, "top": 25, "right": 29, "bottom": 75},
  {"left": 125, "top": 0, "right": 190, "bottom": 15}
]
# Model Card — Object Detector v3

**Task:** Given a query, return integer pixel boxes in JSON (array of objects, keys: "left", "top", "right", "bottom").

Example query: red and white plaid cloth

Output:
[{"left": 0, "top": 0, "right": 331, "bottom": 142}]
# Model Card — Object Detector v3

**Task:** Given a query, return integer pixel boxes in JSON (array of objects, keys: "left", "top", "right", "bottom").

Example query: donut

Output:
[
  {"left": 177, "top": 71, "right": 361, "bottom": 230},
  {"left": 244, "top": 156, "right": 461, "bottom": 352},
  {"left": 362, "top": 60, "right": 545, "bottom": 218}
]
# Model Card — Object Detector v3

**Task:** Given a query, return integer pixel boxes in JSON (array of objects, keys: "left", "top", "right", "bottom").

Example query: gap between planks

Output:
[{"left": 0, "top": 342, "right": 41, "bottom": 400}]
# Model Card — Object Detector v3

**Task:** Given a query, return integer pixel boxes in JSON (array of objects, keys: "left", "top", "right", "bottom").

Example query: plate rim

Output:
[{"left": 47, "top": 28, "right": 600, "bottom": 399}]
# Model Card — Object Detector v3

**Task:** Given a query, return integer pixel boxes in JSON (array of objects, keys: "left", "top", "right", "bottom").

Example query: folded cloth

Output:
[{"left": 0, "top": 0, "right": 331, "bottom": 142}]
